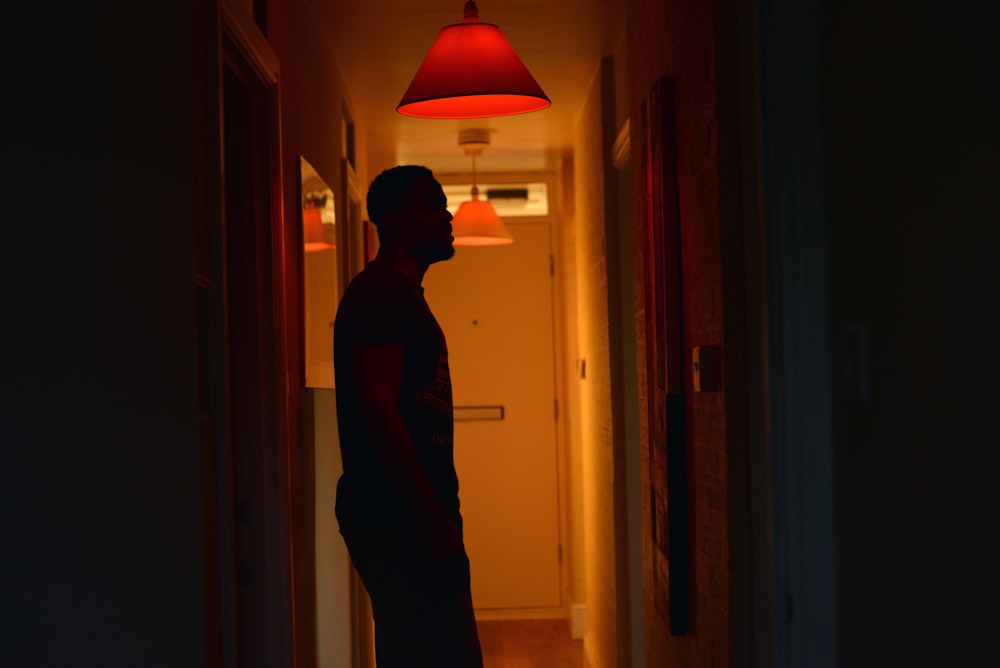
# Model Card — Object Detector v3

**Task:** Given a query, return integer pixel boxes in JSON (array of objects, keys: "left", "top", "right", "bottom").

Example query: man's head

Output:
[{"left": 367, "top": 165, "right": 455, "bottom": 266}]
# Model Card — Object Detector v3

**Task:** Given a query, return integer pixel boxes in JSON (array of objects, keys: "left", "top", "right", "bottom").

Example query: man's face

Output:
[{"left": 395, "top": 176, "right": 455, "bottom": 266}]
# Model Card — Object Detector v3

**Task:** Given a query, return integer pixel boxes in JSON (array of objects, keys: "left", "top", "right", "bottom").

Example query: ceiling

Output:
[{"left": 312, "top": 0, "right": 624, "bottom": 174}]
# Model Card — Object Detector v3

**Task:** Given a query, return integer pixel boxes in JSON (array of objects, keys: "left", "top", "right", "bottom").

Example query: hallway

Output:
[{"left": 5, "top": 1, "right": 998, "bottom": 667}]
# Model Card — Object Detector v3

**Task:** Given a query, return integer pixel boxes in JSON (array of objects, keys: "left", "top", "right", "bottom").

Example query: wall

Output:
[
  {"left": 627, "top": 0, "right": 735, "bottom": 665},
  {"left": 0, "top": 1, "right": 364, "bottom": 665},
  {"left": 563, "top": 7, "right": 636, "bottom": 661},
  {"left": 823, "top": 2, "right": 1000, "bottom": 665},
  {"left": 573, "top": 64, "right": 618, "bottom": 668},
  {"left": 2, "top": 2, "right": 204, "bottom": 666},
  {"left": 557, "top": 154, "right": 588, "bottom": 631}
]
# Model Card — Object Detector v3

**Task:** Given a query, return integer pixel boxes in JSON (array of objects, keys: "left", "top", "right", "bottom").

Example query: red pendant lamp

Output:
[
  {"left": 303, "top": 201, "right": 336, "bottom": 252},
  {"left": 452, "top": 185, "right": 513, "bottom": 245},
  {"left": 451, "top": 129, "right": 514, "bottom": 246},
  {"left": 397, "top": 1, "right": 550, "bottom": 119}
]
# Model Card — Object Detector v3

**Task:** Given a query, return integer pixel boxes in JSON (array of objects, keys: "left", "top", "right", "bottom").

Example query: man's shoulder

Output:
[
  {"left": 341, "top": 261, "right": 402, "bottom": 303},
  {"left": 336, "top": 262, "right": 413, "bottom": 334}
]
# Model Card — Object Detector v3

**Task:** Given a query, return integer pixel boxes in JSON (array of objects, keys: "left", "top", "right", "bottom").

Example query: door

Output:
[
  {"left": 423, "top": 220, "right": 562, "bottom": 612},
  {"left": 205, "top": 33, "right": 293, "bottom": 668}
]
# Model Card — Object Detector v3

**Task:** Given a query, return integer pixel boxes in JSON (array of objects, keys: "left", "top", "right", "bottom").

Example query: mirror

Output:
[{"left": 300, "top": 156, "right": 338, "bottom": 388}]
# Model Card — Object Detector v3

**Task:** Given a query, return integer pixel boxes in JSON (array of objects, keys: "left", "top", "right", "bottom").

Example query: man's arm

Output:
[{"left": 351, "top": 342, "right": 463, "bottom": 559}]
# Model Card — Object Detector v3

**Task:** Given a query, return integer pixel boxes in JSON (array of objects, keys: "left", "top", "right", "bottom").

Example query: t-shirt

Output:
[{"left": 333, "top": 258, "right": 460, "bottom": 526}]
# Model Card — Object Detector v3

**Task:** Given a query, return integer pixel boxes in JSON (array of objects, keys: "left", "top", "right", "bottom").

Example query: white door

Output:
[{"left": 423, "top": 220, "right": 562, "bottom": 611}]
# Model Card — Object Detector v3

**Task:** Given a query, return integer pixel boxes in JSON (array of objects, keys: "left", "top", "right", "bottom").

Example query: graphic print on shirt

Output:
[{"left": 415, "top": 352, "right": 453, "bottom": 419}]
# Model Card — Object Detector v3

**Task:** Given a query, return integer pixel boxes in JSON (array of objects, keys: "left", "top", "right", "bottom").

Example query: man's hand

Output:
[
  {"left": 417, "top": 514, "right": 471, "bottom": 592},
  {"left": 352, "top": 341, "right": 470, "bottom": 591}
]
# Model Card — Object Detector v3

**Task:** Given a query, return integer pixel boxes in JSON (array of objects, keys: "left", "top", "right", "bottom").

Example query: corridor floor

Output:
[{"left": 477, "top": 618, "right": 586, "bottom": 668}]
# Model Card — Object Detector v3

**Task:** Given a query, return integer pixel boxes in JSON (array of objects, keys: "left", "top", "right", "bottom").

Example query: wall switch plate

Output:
[{"left": 693, "top": 345, "right": 719, "bottom": 392}]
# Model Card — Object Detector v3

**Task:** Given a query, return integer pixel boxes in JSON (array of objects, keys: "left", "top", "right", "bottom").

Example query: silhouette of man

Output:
[{"left": 334, "top": 165, "right": 483, "bottom": 667}]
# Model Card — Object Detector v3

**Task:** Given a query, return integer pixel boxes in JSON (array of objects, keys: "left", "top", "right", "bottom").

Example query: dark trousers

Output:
[{"left": 339, "top": 522, "right": 484, "bottom": 668}]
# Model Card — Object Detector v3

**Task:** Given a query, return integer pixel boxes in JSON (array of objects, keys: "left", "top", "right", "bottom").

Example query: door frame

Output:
[
  {"left": 757, "top": 0, "right": 837, "bottom": 665},
  {"left": 204, "top": 2, "right": 299, "bottom": 666}
]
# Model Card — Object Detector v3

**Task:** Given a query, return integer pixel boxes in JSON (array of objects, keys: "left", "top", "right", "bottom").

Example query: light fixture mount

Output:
[
  {"left": 463, "top": 0, "right": 478, "bottom": 21},
  {"left": 458, "top": 128, "right": 492, "bottom": 156}
]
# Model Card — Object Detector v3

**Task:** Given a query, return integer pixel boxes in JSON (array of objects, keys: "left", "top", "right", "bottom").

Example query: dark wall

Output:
[
  {"left": 627, "top": 0, "right": 735, "bottom": 665},
  {"left": 2, "top": 3, "right": 204, "bottom": 667},
  {"left": 823, "top": 2, "right": 1000, "bottom": 665}
]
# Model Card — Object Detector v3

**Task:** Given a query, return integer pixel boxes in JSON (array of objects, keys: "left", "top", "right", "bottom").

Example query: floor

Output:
[{"left": 477, "top": 619, "right": 587, "bottom": 668}]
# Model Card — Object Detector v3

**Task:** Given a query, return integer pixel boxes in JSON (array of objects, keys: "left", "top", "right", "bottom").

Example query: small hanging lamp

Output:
[
  {"left": 452, "top": 129, "right": 514, "bottom": 246},
  {"left": 397, "top": 1, "right": 550, "bottom": 119},
  {"left": 303, "top": 199, "right": 336, "bottom": 252}
]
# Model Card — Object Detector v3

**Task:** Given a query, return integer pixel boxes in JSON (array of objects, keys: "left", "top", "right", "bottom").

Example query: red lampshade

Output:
[
  {"left": 397, "top": 1, "right": 550, "bottom": 119},
  {"left": 452, "top": 187, "right": 514, "bottom": 246},
  {"left": 303, "top": 203, "right": 335, "bottom": 252}
]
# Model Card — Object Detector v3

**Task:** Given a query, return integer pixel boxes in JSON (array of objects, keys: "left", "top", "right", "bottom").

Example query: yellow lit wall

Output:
[
  {"left": 556, "top": 155, "right": 588, "bottom": 633},
  {"left": 572, "top": 63, "right": 619, "bottom": 668}
]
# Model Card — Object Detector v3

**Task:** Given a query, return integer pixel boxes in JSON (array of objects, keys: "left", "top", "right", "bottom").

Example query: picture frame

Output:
[
  {"left": 641, "top": 76, "right": 691, "bottom": 635},
  {"left": 362, "top": 220, "right": 379, "bottom": 265},
  {"left": 341, "top": 158, "right": 365, "bottom": 279}
]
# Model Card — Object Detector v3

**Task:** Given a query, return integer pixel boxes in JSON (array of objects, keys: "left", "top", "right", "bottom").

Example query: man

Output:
[{"left": 333, "top": 165, "right": 483, "bottom": 667}]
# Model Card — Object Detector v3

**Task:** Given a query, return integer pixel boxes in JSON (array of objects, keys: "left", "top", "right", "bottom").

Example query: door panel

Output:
[
  {"left": 423, "top": 221, "right": 561, "bottom": 611},
  {"left": 218, "top": 43, "right": 292, "bottom": 667}
]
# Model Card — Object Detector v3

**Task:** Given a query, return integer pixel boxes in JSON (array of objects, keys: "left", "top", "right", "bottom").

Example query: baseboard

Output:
[
  {"left": 472, "top": 603, "right": 587, "bottom": 635},
  {"left": 571, "top": 603, "right": 586, "bottom": 639}
]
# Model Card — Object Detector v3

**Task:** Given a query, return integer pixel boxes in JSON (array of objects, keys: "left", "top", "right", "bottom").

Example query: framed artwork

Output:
[
  {"left": 341, "top": 158, "right": 365, "bottom": 278},
  {"left": 362, "top": 220, "right": 379, "bottom": 264},
  {"left": 641, "top": 76, "right": 690, "bottom": 635}
]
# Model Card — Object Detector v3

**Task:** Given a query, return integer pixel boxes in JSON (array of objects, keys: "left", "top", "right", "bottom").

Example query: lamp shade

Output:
[
  {"left": 452, "top": 189, "right": 514, "bottom": 246},
  {"left": 397, "top": 1, "right": 550, "bottom": 119},
  {"left": 303, "top": 203, "right": 335, "bottom": 252}
]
